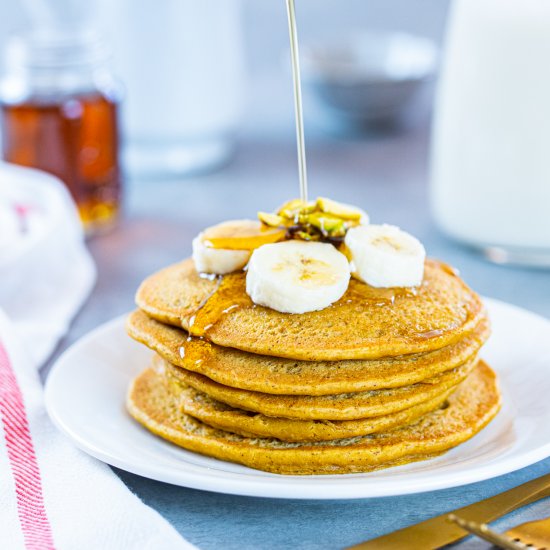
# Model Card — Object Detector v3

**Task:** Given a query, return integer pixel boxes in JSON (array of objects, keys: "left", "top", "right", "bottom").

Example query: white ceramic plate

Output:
[{"left": 45, "top": 298, "right": 550, "bottom": 500}]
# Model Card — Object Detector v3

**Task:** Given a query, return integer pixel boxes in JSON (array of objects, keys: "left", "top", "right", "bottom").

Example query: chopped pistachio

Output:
[
  {"left": 278, "top": 198, "right": 316, "bottom": 220},
  {"left": 258, "top": 211, "right": 286, "bottom": 227},
  {"left": 297, "top": 212, "right": 310, "bottom": 225},
  {"left": 343, "top": 218, "right": 362, "bottom": 231},
  {"left": 307, "top": 212, "right": 346, "bottom": 236},
  {"left": 259, "top": 196, "right": 366, "bottom": 244},
  {"left": 317, "top": 197, "right": 364, "bottom": 221},
  {"left": 294, "top": 230, "right": 319, "bottom": 241},
  {"left": 278, "top": 198, "right": 305, "bottom": 219}
]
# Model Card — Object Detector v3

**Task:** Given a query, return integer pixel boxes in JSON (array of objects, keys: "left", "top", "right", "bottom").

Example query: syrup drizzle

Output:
[
  {"left": 343, "top": 280, "right": 419, "bottom": 307},
  {"left": 183, "top": 273, "right": 434, "bottom": 347},
  {"left": 182, "top": 4, "right": 311, "bottom": 344},
  {"left": 187, "top": 272, "right": 252, "bottom": 338},
  {"left": 179, "top": 336, "right": 214, "bottom": 372},
  {"left": 286, "top": 0, "right": 308, "bottom": 203}
]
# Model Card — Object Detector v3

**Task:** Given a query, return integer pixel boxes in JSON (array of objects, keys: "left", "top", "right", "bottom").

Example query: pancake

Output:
[
  {"left": 127, "top": 309, "right": 490, "bottom": 395},
  {"left": 126, "top": 361, "right": 501, "bottom": 475},
  {"left": 177, "top": 383, "right": 453, "bottom": 442},
  {"left": 159, "top": 355, "right": 477, "bottom": 420},
  {"left": 136, "top": 258, "right": 485, "bottom": 361}
]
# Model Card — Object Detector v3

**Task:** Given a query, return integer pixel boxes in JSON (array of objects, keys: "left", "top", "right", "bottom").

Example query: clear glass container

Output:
[
  {"left": 431, "top": 0, "right": 550, "bottom": 267},
  {"left": 0, "top": 31, "right": 123, "bottom": 235},
  {"left": 99, "top": 0, "right": 244, "bottom": 178}
]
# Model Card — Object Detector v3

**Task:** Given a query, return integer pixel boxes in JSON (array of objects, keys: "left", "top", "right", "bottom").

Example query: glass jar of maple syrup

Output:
[{"left": 0, "top": 31, "right": 123, "bottom": 235}]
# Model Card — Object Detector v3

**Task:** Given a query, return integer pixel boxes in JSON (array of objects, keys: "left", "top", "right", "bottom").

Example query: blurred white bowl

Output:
[{"left": 301, "top": 32, "right": 438, "bottom": 125}]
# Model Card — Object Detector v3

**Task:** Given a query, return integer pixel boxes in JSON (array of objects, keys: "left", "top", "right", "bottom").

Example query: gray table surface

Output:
[{"left": 45, "top": 122, "right": 550, "bottom": 549}]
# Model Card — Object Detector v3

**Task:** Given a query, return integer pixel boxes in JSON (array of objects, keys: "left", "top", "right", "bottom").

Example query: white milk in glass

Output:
[
  {"left": 431, "top": 0, "right": 550, "bottom": 265},
  {"left": 99, "top": 0, "right": 244, "bottom": 177}
]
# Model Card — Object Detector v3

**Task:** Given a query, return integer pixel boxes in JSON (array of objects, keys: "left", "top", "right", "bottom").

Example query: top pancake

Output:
[{"left": 136, "top": 258, "right": 485, "bottom": 361}]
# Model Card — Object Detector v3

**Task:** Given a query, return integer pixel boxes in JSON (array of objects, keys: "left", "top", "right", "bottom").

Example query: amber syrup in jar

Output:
[{"left": 0, "top": 32, "right": 123, "bottom": 235}]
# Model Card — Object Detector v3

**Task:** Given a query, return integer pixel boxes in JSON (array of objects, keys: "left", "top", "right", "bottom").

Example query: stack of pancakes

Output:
[{"left": 126, "top": 258, "right": 501, "bottom": 475}]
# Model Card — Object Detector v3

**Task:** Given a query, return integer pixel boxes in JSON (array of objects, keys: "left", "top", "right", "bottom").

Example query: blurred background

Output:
[
  {"left": 0, "top": 0, "right": 448, "bottom": 226},
  {"left": 0, "top": 0, "right": 448, "bottom": 142}
]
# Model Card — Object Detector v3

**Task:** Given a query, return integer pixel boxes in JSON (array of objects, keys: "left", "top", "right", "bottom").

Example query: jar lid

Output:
[{"left": 6, "top": 30, "right": 110, "bottom": 72}]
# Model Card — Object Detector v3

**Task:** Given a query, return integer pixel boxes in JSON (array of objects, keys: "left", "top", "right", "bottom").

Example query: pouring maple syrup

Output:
[
  {"left": 185, "top": 0, "right": 312, "bottom": 338},
  {"left": 286, "top": 0, "right": 309, "bottom": 204},
  {"left": 178, "top": 0, "right": 433, "bottom": 342}
]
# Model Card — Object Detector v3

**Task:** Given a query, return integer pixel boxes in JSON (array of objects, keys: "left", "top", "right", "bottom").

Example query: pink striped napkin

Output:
[{"left": 0, "top": 163, "right": 193, "bottom": 550}]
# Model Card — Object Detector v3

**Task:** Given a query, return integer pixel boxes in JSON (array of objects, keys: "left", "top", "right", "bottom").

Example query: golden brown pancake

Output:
[
  {"left": 159, "top": 355, "right": 477, "bottom": 420},
  {"left": 127, "top": 309, "right": 490, "bottom": 395},
  {"left": 177, "top": 383, "right": 453, "bottom": 442},
  {"left": 136, "top": 258, "right": 485, "bottom": 361},
  {"left": 126, "top": 361, "right": 501, "bottom": 475}
]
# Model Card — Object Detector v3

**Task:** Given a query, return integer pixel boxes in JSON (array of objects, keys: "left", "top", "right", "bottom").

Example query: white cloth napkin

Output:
[{"left": 0, "top": 163, "right": 193, "bottom": 550}]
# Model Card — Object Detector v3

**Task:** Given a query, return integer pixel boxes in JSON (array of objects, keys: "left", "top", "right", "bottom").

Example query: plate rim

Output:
[{"left": 45, "top": 297, "right": 550, "bottom": 499}]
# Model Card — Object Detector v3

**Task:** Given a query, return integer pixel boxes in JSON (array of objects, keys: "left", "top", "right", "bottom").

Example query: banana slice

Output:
[
  {"left": 345, "top": 224, "right": 426, "bottom": 288},
  {"left": 192, "top": 234, "right": 250, "bottom": 275},
  {"left": 193, "top": 219, "right": 288, "bottom": 275},
  {"left": 246, "top": 241, "right": 350, "bottom": 314}
]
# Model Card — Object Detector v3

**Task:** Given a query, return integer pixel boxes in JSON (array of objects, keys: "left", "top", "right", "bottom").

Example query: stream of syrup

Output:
[
  {"left": 187, "top": 272, "right": 252, "bottom": 338},
  {"left": 184, "top": 2, "right": 310, "bottom": 340},
  {"left": 286, "top": 0, "right": 308, "bottom": 204}
]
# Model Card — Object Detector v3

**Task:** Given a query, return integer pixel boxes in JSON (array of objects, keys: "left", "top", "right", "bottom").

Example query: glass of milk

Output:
[
  {"left": 98, "top": 0, "right": 245, "bottom": 178},
  {"left": 430, "top": 0, "right": 550, "bottom": 266}
]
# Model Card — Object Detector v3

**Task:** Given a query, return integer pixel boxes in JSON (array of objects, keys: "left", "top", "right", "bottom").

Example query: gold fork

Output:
[
  {"left": 349, "top": 473, "right": 550, "bottom": 549},
  {"left": 448, "top": 513, "right": 550, "bottom": 549},
  {"left": 506, "top": 516, "right": 550, "bottom": 549},
  {"left": 447, "top": 514, "right": 526, "bottom": 549}
]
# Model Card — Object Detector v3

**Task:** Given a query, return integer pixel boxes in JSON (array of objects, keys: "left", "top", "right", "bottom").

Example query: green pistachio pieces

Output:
[
  {"left": 307, "top": 212, "right": 346, "bottom": 236},
  {"left": 316, "top": 197, "right": 364, "bottom": 221},
  {"left": 278, "top": 199, "right": 316, "bottom": 221},
  {"left": 258, "top": 197, "right": 367, "bottom": 242},
  {"left": 258, "top": 212, "right": 286, "bottom": 227}
]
